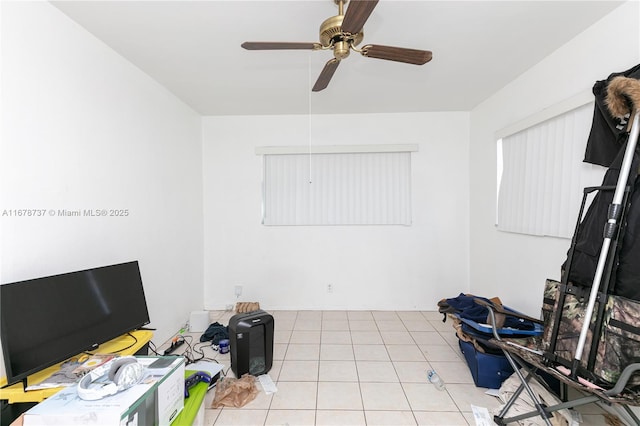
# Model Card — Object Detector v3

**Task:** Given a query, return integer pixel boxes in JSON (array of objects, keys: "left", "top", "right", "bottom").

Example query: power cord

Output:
[
  {"left": 147, "top": 340, "right": 160, "bottom": 355},
  {"left": 150, "top": 330, "right": 227, "bottom": 375}
]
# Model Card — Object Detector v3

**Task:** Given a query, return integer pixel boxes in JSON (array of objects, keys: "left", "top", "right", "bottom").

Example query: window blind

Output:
[
  {"left": 262, "top": 151, "right": 412, "bottom": 226},
  {"left": 497, "top": 103, "right": 606, "bottom": 238}
]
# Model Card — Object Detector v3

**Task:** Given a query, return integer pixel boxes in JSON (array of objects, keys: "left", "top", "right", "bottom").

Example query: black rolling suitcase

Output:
[{"left": 229, "top": 310, "right": 274, "bottom": 377}]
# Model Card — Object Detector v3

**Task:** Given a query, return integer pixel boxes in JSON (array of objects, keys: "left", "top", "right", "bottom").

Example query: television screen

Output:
[{"left": 0, "top": 261, "right": 150, "bottom": 386}]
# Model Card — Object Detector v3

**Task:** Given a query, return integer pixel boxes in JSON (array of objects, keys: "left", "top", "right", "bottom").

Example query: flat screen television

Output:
[{"left": 0, "top": 261, "right": 151, "bottom": 387}]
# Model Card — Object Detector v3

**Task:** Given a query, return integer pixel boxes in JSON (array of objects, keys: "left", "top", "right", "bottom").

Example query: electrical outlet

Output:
[
  {"left": 327, "top": 283, "right": 333, "bottom": 293},
  {"left": 234, "top": 285, "right": 243, "bottom": 297}
]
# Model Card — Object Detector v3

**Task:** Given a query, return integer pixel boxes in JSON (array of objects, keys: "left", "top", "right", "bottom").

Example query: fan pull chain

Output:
[{"left": 308, "top": 54, "right": 313, "bottom": 185}]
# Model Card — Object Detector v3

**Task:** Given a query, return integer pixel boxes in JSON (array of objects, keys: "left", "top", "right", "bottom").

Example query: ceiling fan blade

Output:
[
  {"left": 241, "top": 41, "right": 321, "bottom": 50},
  {"left": 361, "top": 44, "right": 433, "bottom": 65},
  {"left": 341, "top": 0, "right": 379, "bottom": 34},
  {"left": 312, "top": 59, "right": 340, "bottom": 92}
]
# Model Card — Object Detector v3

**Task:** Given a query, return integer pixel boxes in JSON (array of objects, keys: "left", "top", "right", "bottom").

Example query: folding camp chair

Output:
[{"left": 483, "top": 303, "right": 640, "bottom": 426}]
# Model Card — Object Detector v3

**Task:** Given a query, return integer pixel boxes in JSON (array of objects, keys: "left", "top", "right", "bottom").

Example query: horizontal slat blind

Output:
[
  {"left": 263, "top": 152, "right": 412, "bottom": 225},
  {"left": 497, "top": 103, "right": 605, "bottom": 238}
]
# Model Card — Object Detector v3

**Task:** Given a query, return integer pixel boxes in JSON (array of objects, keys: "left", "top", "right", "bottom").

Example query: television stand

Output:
[{"left": 0, "top": 329, "right": 153, "bottom": 404}]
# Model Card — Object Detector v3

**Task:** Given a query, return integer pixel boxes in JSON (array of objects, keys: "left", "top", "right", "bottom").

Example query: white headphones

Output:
[{"left": 77, "top": 356, "right": 145, "bottom": 401}]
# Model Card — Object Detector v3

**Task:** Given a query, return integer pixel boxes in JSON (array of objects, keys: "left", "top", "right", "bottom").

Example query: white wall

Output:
[
  {"left": 0, "top": 0, "right": 204, "bottom": 376},
  {"left": 469, "top": 1, "right": 640, "bottom": 316},
  {"left": 202, "top": 112, "right": 470, "bottom": 311}
]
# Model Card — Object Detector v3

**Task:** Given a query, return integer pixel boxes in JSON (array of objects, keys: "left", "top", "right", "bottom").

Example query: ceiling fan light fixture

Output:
[
  {"left": 240, "top": 0, "right": 432, "bottom": 91},
  {"left": 333, "top": 41, "right": 351, "bottom": 60},
  {"left": 319, "top": 15, "right": 363, "bottom": 48}
]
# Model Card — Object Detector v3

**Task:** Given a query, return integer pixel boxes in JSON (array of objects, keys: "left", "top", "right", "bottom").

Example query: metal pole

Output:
[{"left": 572, "top": 110, "right": 640, "bottom": 375}]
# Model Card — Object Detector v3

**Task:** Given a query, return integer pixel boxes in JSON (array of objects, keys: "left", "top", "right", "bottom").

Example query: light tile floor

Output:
[{"left": 161, "top": 310, "right": 614, "bottom": 426}]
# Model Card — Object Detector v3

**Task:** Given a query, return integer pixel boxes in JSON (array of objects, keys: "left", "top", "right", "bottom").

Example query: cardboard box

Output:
[
  {"left": 154, "top": 358, "right": 185, "bottom": 425},
  {"left": 23, "top": 356, "right": 184, "bottom": 426}
]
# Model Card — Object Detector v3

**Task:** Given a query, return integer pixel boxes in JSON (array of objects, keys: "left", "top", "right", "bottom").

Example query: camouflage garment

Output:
[{"left": 542, "top": 279, "right": 640, "bottom": 387}]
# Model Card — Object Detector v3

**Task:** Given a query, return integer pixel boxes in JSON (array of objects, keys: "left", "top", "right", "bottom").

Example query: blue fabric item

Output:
[
  {"left": 445, "top": 293, "right": 535, "bottom": 331},
  {"left": 459, "top": 339, "right": 514, "bottom": 389},
  {"left": 200, "top": 322, "right": 229, "bottom": 344}
]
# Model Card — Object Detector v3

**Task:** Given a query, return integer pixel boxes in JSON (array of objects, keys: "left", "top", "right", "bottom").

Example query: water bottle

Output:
[{"left": 427, "top": 370, "right": 446, "bottom": 390}]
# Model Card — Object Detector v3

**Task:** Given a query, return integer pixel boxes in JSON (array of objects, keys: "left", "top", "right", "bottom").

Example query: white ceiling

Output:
[{"left": 51, "top": 1, "right": 622, "bottom": 116}]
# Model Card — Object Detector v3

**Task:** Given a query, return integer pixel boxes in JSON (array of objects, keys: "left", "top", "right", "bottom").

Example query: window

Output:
[
  {"left": 496, "top": 103, "right": 605, "bottom": 238},
  {"left": 257, "top": 145, "right": 417, "bottom": 226}
]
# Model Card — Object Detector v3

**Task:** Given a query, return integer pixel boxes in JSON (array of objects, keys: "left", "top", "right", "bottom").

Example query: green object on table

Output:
[{"left": 171, "top": 370, "right": 209, "bottom": 426}]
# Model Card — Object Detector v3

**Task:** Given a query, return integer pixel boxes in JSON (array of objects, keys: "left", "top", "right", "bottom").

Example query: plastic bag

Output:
[{"left": 211, "top": 374, "right": 258, "bottom": 408}]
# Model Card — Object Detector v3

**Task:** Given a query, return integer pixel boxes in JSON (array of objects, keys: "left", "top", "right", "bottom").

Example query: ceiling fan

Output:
[{"left": 241, "top": 0, "right": 433, "bottom": 92}]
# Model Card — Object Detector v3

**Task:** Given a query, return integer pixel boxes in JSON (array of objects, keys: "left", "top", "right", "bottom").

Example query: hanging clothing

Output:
[
  {"left": 583, "top": 63, "right": 640, "bottom": 167},
  {"left": 565, "top": 64, "right": 640, "bottom": 300}
]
